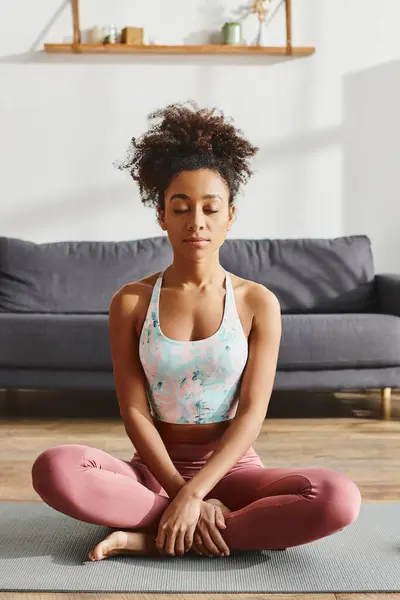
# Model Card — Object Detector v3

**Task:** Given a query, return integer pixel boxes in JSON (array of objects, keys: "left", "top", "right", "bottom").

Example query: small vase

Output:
[
  {"left": 222, "top": 22, "right": 242, "bottom": 45},
  {"left": 256, "top": 20, "right": 266, "bottom": 46}
]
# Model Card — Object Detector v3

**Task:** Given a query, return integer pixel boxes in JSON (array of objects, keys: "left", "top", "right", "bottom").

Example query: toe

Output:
[
  {"left": 90, "top": 540, "right": 109, "bottom": 561},
  {"left": 92, "top": 545, "right": 104, "bottom": 561}
]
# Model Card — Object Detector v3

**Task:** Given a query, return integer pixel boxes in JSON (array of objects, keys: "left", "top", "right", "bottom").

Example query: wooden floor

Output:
[{"left": 1, "top": 387, "right": 400, "bottom": 600}]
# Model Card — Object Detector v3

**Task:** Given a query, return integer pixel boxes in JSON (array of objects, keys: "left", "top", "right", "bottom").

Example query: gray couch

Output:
[{"left": 1, "top": 234, "right": 399, "bottom": 419}]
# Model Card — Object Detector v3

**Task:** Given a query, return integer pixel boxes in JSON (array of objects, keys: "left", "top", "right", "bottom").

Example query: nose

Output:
[{"left": 187, "top": 207, "right": 205, "bottom": 230}]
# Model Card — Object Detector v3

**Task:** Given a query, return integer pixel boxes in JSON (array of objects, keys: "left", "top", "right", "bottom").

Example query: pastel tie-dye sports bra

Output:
[{"left": 139, "top": 268, "right": 249, "bottom": 424}]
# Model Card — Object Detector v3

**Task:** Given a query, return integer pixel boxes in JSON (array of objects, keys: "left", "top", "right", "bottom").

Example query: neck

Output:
[{"left": 163, "top": 257, "right": 226, "bottom": 289}]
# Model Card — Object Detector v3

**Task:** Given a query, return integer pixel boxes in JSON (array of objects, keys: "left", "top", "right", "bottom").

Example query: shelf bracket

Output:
[
  {"left": 72, "top": 0, "right": 81, "bottom": 49},
  {"left": 285, "top": 0, "right": 293, "bottom": 55}
]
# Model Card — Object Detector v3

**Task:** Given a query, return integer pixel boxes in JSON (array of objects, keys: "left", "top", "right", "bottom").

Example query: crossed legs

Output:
[{"left": 31, "top": 443, "right": 361, "bottom": 554}]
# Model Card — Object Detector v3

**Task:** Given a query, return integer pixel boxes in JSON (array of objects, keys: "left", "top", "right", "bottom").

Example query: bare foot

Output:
[
  {"left": 88, "top": 530, "right": 157, "bottom": 562},
  {"left": 205, "top": 498, "right": 232, "bottom": 515},
  {"left": 88, "top": 501, "right": 232, "bottom": 562}
]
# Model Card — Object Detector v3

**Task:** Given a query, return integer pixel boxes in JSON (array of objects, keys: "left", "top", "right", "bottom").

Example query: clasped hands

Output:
[{"left": 155, "top": 491, "right": 230, "bottom": 557}]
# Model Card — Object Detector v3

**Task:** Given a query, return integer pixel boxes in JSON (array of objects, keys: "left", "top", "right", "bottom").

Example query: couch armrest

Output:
[{"left": 375, "top": 274, "right": 400, "bottom": 317}]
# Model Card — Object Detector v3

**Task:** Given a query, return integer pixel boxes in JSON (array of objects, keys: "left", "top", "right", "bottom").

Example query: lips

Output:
[{"left": 184, "top": 238, "right": 210, "bottom": 247}]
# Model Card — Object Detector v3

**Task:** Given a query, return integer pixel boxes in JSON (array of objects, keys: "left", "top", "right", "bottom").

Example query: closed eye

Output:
[{"left": 173, "top": 209, "right": 218, "bottom": 214}]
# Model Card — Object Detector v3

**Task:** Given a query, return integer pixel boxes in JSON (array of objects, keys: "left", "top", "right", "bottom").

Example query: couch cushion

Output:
[
  {"left": 0, "top": 313, "right": 111, "bottom": 370},
  {"left": 279, "top": 313, "right": 400, "bottom": 370},
  {"left": 220, "top": 235, "right": 377, "bottom": 313},
  {"left": 0, "top": 236, "right": 173, "bottom": 313},
  {"left": 0, "top": 234, "right": 377, "bottom": 314},
  {"left": 0, "top": 312, "right": 399, "bottom": 371}
]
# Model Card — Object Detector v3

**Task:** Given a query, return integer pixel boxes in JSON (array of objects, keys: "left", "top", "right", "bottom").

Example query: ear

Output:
[
  {"left": 157, "top": 207, "right": 167, "bottom": 231},
  {"left": 227, "top": 204, "right": 236, "bottom": 231}
]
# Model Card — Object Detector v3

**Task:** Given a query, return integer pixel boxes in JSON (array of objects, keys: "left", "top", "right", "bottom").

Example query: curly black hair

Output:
[{"left": 116, "top": 100, "right": 259, "bottom": 212}]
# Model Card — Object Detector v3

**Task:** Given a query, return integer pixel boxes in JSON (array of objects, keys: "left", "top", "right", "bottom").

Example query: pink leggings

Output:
[{"left": 31, "top": 440, "right": 361, "bottom": 551}]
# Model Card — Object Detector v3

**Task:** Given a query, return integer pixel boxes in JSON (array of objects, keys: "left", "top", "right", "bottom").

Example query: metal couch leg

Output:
[{"left": 381, "top": 387, "right": 392, "bottom": 420}]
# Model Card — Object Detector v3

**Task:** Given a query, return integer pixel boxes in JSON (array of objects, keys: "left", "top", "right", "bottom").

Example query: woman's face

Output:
[{"left": 158, "top": 169, "right": 235, "bottom": 257}]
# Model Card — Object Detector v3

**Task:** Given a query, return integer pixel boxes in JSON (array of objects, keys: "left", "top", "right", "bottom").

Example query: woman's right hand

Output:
[{"left": 189, "top": 500, "right": 230, "bottom": 557}]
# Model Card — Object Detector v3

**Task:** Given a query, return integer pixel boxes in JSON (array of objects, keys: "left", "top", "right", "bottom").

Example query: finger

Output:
[
  {"left": 165, "top": 528, "right": 178, "bottom": 556},
  {"left": 155, "top": 528, "right": 166, "bottom": 555},
  {"left": 193, "top": 531, "right": 213, "bottom": 557},
  {"left": 191, "top": 543, "right": 204, "bottom": 556},
  {"left": 175, "top": 529, "right": 186, "bottom": 556},
  {"left": 209, "top": 522, "right": 230, "bottom": 555},
  {"left": 194, "top": 539, "right": 213, "bottom": 557},
  {"left": 198, "top": 526, "right": 221, "bottom": 556},
  {"left": 216, "top": 512, "right": 227, "bottom": 529},
  {"left": 184, "top": 525, "right": 196, "bottom": 553}
]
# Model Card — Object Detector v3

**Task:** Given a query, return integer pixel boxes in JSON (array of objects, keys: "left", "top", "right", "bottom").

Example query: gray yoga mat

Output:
[{"left": 0, "top": 501, "right": 399, "bottom": 593}]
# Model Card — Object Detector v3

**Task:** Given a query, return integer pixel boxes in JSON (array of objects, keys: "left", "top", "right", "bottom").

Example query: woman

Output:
[{"left": 31, "top": 101, "right": 362, "bottom": 562}]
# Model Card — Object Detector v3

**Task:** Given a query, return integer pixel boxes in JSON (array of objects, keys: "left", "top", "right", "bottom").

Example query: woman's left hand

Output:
[{"left": 155, "top": 492, "right": 202, "bottom": 557}]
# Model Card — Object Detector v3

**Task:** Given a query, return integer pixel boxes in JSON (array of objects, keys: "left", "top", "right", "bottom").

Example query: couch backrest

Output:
[
  {"left": 0, "top": 234, "right": 377, "bottom": 314},
  {"left": 219, "top": 235, "right": 377, "bottom": 313},
  {"left": 0, "top": 236, "right": 173, "bottom": 314}
]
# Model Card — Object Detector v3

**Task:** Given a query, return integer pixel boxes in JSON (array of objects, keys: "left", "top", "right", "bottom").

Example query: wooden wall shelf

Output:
[
  {"left": 44, "top": 43, "right": 315, "bottom": 57},
  {"left": 44, "top": 0, "right": 315, "bottom": 59}
]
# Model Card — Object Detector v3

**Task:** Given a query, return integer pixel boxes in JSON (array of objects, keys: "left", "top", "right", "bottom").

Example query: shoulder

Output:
[
  {"left": 109, "top": 271, "right": 161, "bottom": 316},
  {"left": 229, "top": 272, "right": 280, "bottom": 313},
  {"left": 247, "top": 283, "right": 281, "bottom": 336},
  {"left": 248, "top": 281, "right": 281, "bottom": 315},
  {"left": 229, "top": 272, "right": 281, "bottom": 339}
]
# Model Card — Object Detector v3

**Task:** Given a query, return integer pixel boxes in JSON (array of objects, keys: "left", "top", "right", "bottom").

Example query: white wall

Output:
[{"left": 1, "top": 0, "right": 400, "bottom": 272}]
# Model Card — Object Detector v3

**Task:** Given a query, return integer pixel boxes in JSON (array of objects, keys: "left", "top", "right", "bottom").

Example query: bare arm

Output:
[
  {"left": 108, "top": 286, "right": 187, "bottom": 499},
  {"left": 182, "top": 285, "right": 282, "bottom": 501}
]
